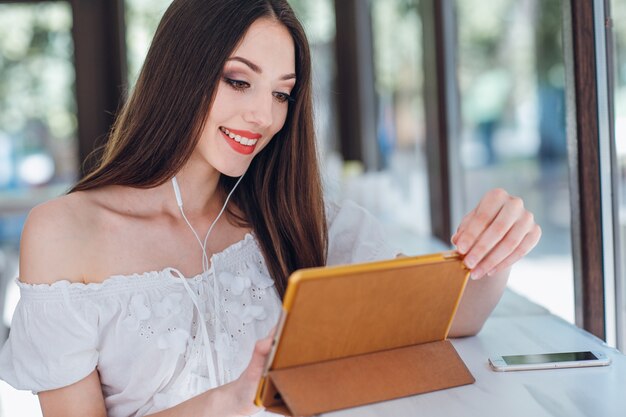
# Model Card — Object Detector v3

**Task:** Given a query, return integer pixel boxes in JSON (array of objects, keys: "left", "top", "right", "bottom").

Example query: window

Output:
[
  {"left": 125, "top": 0, "right": 173, "bottom": 87},
  {"left": 369, "top": 0, "right": 432, "bottom": 245},
  {"left": 456, "top": 0, "right": 574, "bottom": 322},
  {"left": 290, "top": 0, "right": 337, "bottom": 164}
]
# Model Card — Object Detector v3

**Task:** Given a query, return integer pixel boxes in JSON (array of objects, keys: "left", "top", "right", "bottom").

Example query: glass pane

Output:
[
  {"left": 457, "top": 0, "right": 574, "bottom": 322},
  {"left": 125, "top": 0, "right": 173, "bottom": 87},
  {"left": 358, "top": 0, "right": 431, "bottom": 252},
  {"left": 0, "top": 1, "right": 77, "bottom": 200},
  {"left": 610, "top": 0, "right": 626, "bottom": 346},
  {"left": 289, "top": 0, "right": 338, "bottom": 163}
]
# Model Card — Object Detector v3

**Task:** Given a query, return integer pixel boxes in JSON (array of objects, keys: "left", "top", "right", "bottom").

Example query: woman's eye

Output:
[
  {"left": 224, "top": 77, "right": 250, "bottom": 91},
  {"left": 273, "top": 92, "right": 295, "bottom": 104}
]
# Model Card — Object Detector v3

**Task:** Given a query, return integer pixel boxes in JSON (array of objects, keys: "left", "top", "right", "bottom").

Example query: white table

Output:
[{"left": 324, "top": 290, "right": 626, "bottom": 417}]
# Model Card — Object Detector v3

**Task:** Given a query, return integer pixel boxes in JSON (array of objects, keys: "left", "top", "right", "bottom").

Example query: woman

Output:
[{"left": 0, "top": 0, "right": 540, "bottom": 416}]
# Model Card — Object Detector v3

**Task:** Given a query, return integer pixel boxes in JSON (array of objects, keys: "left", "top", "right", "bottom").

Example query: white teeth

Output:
[{"left": 220, "top": 127, "right": 258, "bottom": 146}]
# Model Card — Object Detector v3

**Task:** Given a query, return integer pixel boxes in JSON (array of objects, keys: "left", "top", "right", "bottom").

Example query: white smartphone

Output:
[{"left": 489, "top": 350, "right": 611, "bottom": 372}]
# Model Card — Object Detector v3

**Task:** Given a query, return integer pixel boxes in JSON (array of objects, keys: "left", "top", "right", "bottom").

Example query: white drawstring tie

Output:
[{"left": 167, "top": 267, "right": 219, "bottom": 387}]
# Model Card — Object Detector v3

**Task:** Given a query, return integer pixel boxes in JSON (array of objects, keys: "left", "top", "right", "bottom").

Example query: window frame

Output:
[
  {"left": 420, "top": 0, "right": 464, "bottom": 243},
  {"left": 563, "top": 0, "right": 621, "bottom": 345},
  {"left": 333, "top": 0, "right": 380, "bottom": 170}
]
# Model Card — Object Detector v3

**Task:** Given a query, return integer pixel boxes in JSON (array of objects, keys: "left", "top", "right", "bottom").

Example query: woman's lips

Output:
[{"left": 220, "top": 127, "right": 259, "bottom": 155}]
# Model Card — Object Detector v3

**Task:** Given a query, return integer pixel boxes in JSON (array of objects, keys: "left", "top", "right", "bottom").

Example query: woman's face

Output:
[{"left": 195, "top": 18, "right": 296, "bottom": 177}]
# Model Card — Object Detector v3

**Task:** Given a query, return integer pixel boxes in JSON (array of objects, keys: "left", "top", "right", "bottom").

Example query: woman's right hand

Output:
[
  {"left": 140, "top": 329, "right": 276, "bottom": 417},
  {"left": 144, "top": 329, "right": 277, "bottom": 417},
  {"left": 217, "top": 329, "right": 276, "bottom": 417}
]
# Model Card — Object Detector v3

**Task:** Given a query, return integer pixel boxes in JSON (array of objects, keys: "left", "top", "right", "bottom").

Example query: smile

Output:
[{"left": 219, "top": 127, "right": 259, "bottom": 146}]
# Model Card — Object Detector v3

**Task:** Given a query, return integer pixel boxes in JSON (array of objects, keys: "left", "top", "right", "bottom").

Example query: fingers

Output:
[
  {"left": 265, "top": 325, "right": 278, "bottom": 342},
  {"left": 453, "top": 189, "right": 511, "bottom": 253},
  {"left": 226, "top": 329, "right": 279, "bottom": 416},
  {"left": 463, "top": 197, "right": 527, "bottom": 271},
  {"left": 451, "top": 208, "right": 475, "bottom": 245},
  {"left": 243, "top": 338, "right": 273, "bottom": 381},
  {"left": 451, "top": 189, "right": 541, "bottom": 279},
  {"left": 479, "top": 224, "right": 542, "bottom": 278}
]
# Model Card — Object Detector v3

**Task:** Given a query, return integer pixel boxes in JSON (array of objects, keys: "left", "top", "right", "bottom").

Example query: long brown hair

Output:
[{"left": 71, "top": 0, "right": 327, "bottom": 298}]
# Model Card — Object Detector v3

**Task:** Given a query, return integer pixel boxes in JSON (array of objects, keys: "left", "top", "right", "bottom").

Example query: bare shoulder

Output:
[{"left": 20, "top": 191, "right": 102, "bottom": 285}]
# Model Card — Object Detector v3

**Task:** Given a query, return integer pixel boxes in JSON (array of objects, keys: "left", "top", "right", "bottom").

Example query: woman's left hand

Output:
[{"left": 451, "top": 188, "right": 541, "bottom": 280}]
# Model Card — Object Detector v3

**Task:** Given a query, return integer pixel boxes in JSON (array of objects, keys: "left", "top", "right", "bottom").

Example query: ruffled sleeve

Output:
[
  {"left": 326, "top": 200, "right": 401, "bottom": 266},
  {"left": 0, "top": 280, "right": 100, "bottom": 393}
]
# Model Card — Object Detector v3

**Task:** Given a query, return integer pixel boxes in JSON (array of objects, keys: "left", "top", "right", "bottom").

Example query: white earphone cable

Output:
[
  {"left": 170, "top": 172, "right": 247, "bottom": 386},
  {"left": 172, "top": 173, "right": 246, "bottom": 271}
]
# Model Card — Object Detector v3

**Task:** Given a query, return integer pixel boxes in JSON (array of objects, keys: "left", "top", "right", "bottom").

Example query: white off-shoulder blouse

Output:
[{"left": 0, "top": 201, "right": 399, "bottom": 417}]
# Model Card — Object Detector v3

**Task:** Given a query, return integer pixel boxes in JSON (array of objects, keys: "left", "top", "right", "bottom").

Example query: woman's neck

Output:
[
  {"left": 170, "top": 162, "right": 223, "bottom": 218},
  {"left": 100, "top": 159, "right": 223, "bottom": 221}
]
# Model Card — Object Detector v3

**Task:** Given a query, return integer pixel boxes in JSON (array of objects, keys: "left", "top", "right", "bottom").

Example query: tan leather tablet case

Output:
[{"left": 255, "top": 251, "right": 475, "bottom": 416}]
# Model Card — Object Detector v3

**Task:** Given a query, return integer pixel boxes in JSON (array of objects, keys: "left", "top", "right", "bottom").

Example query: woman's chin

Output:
[{"left": 218, "top": 164, "right": 250, "bottom": 178}]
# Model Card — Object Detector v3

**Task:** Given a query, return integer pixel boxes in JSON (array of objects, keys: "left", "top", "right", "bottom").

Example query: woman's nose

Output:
[{"left": 243, "top": 92, "right": 273, "bottom": 129}]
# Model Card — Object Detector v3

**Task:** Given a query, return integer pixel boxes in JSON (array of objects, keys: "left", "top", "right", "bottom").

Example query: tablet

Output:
[{"left": 256, "top": 250, "right": 472, "bottom": 415}]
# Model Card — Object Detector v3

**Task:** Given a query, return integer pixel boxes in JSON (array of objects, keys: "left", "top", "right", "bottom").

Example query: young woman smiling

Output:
[{"left": 0, "top": 1, "right": 540, "bottom": 416}]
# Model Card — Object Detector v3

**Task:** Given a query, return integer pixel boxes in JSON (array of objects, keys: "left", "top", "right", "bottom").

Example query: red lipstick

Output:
[{"left": 220, "top": 127, "right": 259, "bottom": 155}]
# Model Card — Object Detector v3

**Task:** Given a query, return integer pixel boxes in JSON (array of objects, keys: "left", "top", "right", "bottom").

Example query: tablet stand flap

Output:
[{"left": 266, "top": 340, "right": 474, "bottom": 416}]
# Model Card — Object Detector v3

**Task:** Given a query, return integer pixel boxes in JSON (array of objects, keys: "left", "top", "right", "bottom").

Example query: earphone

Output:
[
  {"left": 170, "top": 172, "right": 247, "bottom": 386},
  {"left": 171, "top": 172, "right": 246, "bottom": 272},
  {"left": 172, "top": 177, "right": 184, "bottom": 207}
]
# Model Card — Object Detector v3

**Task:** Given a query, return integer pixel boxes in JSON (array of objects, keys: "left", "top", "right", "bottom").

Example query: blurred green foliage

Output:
[{"left": 0, "top": 2, "right": 77, "bottom": 184}]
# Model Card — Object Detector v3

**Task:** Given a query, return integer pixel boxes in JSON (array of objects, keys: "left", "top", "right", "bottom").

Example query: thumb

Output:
[{"left": 242, "top": 327, "right": 276, "bottom": 381}]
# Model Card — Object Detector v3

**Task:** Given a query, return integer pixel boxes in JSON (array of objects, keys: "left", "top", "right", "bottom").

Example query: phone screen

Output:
[{"left": 502, "top": 351, "right": 598, "bottom": 365}]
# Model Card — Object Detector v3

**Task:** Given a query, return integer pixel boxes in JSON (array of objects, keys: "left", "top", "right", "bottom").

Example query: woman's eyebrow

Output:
[{"left": 226, "top": 56, "right": 296, "bottom": 81}]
